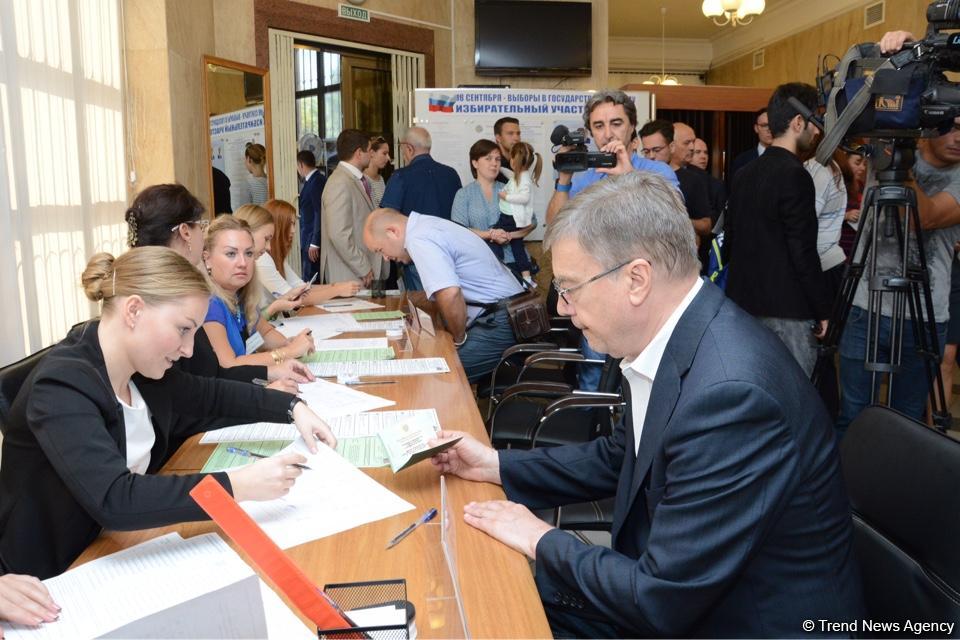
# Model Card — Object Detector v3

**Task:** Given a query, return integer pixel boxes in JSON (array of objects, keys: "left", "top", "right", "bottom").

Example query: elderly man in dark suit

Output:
[
  {"left": 430, "top": 171, "right": 864, "bottom": 638},
  {"left": 296, "top": 149, "right": 325, "bottom": 282}
]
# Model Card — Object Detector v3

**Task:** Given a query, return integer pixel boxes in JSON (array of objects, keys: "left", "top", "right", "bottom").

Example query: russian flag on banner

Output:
[{"left": 428, "top": 94, "right": 456, "bottom": 112}]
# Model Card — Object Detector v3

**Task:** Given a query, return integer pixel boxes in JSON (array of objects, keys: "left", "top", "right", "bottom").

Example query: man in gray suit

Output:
[{"left": 320, "top": 129, "right": 386, "bottom": 286}]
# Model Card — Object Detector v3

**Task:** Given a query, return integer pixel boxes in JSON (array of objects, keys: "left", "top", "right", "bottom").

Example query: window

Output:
[
  {"left": 294, "top": 46, "right": 343, "bottom": 143},
  {"left": 0, "top": 0, "right": 127, "bottom": 365}
]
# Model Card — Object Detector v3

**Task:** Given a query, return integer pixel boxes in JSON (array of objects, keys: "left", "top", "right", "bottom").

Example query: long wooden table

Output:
[{"left": 74, "top": 299, "right": 551, "bottom": 638}]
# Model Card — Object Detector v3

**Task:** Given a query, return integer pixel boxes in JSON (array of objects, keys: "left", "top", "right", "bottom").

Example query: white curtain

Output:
[{"left": 0, "top": 0, "right": 127, "bottom": 366}]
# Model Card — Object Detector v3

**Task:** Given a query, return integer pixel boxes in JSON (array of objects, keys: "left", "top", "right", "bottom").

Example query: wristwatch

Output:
[
  {"left": 288, "top": 396, "right": 305, "bottom": 421},
  {"left": 555, "top": 180, "right": 571, "bottom": 193}
]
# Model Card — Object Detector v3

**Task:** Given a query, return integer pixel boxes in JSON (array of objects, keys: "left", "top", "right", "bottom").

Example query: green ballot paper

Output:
[
  {"left": 378, "top": 416, "right": 461, "bottom": 473},
  {"left": 353, "top": 310, "right": 406, "bottom": 321},
  {"left": 201, "top": 440, "right": 290, "bottom": 472},
  {"left": 300, "top": 347, "right": 395, "bottom": 363}
]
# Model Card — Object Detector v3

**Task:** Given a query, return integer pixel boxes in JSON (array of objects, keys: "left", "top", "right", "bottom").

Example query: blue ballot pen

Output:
[
  {"left": 225, "top": 447, "right": 312, "bottom": 471},
  {"left": 386, "top": 508, "right": 438, "bottom": 549}
]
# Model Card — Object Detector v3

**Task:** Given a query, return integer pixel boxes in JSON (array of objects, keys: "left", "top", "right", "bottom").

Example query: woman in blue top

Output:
[
  {"left": 202, "top": 216, "right": 314, "bottom": 367},
  {"left": 450, "top": 139, "right": 537, "bottom": 278}
]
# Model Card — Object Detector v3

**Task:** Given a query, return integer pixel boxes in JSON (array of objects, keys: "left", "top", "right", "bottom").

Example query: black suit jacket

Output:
[
  {"left": 499, "top": 281, "right": 864, "bottom": 637},
  {"left": 0, "top": 321, "right": 296, "bottom": 578},
  {"left": 725, "top": 146, "right": 830, "bottom": 320},
  {"left": 729, "top": 146, "right": 760, "bottom": 184},
  {"left": 299, "top": 170, "right": 326, "bottom": 250}
]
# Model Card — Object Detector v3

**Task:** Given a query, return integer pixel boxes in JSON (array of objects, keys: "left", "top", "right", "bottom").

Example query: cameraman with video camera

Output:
[
  {"left": 545, "top": 90, "right": 678, "bottom": 225},
  {"left": 545, "top": 90, "right": 678, "bottom": 390},
  {"left": 835, "top": 30, "right": 960, "bottom": 437}
]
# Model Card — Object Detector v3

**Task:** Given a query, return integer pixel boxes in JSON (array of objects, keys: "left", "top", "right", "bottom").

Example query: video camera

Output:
[
  {"left": 550, "top": 124, "right": 617, "bottom": 173},
  {"left": 815, "top": 0, "right": 960, "bottom": 164}
]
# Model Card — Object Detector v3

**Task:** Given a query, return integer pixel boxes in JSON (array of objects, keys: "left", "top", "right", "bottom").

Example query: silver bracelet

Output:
[{"left": 453, "top": 334, "right": 468, "bottom": 347}]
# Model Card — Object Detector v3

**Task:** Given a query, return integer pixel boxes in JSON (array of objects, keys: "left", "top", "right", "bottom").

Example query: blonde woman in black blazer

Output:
[{"left": 0, "top": 247, "right": 335, "bottom": 581}]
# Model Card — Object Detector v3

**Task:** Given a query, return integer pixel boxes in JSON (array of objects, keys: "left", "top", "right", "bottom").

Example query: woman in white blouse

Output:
[{"left": 241, "top": 200, "right": 359, "bottom": 307}]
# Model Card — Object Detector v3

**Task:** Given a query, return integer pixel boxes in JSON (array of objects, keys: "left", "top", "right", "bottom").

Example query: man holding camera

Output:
[
  {"left": 546, "top": 90, "right": 678, "bottom": 390},
  {"left": 545, "top": 90, "right": 678, "bottom": 226},
  {"left": 835, "top": 30, "right": 960, "bottom": 436}
]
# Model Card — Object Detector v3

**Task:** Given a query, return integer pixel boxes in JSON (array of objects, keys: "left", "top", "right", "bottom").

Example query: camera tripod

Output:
[{"left": 813, "top": 137, "right": 952, "bottom": 431}]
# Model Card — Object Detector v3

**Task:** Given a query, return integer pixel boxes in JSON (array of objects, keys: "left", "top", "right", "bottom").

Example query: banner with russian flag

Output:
[{"left": 428, "top": 94, "right": 456, "bottom": 112}]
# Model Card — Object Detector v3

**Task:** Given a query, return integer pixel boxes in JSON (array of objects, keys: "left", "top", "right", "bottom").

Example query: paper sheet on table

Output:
[
  {"left": 200, "top": 380, "right": 395, "bottom": 444},
  {"left": 240, "top": 439, "right": 414, "bottom": 549},
  {"left": 301, "top": 347, "right": 395, "bottom": 363},
  {"left": 1, "top": 533, "right": 262, "bottom": 640},
  {"left": 201, "top": 440, "right": 291, "bottom": 472},
  {"left": 307, "top": 357, "right": 450, "bottom": 378},
  {"left": 314, "top": 337, "right": 388, "bottom": 351},
  {"left": 319, "top": 298, "right": 384, "bottom": 312},
  {"left": 261, "top": 580, "right": 316, "bottom": 639},
  {"left": 349, "top": 319, "right": 404, "bottom": 332},
  {"left": 332, "top": 409, "right": 440, "bottom": 467},
  {"left": 346, "top": 604, "right": 407, "bottom": 635},
  {"left": 273, "top": 314, "right": 359, "bottom": 339}
]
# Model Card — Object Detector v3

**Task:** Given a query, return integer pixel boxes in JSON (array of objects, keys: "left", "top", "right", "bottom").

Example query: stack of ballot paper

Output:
[
  {"left": 0, "top": 533, "right": 314, "bottom": 639},
  {"left": 318, "top": 298, "right": 384, "bottom": 312},
  {"left": 307, "top": 357, "right": 450, "bottom": 378}
]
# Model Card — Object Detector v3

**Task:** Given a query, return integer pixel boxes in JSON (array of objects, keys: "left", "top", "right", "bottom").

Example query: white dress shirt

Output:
[
  {"left": 118, "top": 380, "right": 155, "bottom": 474},
  {"left": 256, "top": 252, "right": 304, "bottom": 308},
  {"left": 620, "top": 278, "right": 703, "bottom": 455}
]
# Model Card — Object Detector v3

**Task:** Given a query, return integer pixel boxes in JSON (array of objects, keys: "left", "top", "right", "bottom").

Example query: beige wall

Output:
[{"left": 707, "top": 3, "right": 928, "bottom": 87}]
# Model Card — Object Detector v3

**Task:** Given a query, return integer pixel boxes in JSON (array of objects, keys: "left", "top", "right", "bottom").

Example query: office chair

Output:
[
  {"left": 489, "top": 357, "right": 624, "bottom": 539},
  {"left": 841, "top": 406, "right": 960, "bottom": 630},
  {"left": 0, "top": 346, "right": 52, "bottom": 434}
]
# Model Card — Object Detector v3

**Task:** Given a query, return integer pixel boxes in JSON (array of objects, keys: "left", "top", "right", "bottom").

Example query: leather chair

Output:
[
  {"left": 841, "top": 406, "right": 960, "bottom": 631},
  {"left": 0, "top": 346, "right": 51, "bottom": 434}
]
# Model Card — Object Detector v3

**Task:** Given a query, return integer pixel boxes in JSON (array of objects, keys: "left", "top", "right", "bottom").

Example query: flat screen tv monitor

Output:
[{"left": 474, "top": 0, "right": 592, "bottom": 77}]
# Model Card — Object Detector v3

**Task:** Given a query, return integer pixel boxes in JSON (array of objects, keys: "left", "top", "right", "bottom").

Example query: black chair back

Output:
[
  {"left": 841, "top": 406, "right": 960, "bottom": 630},
  {"left": 0, "top": 347, "right": 50, "bottom": 434}
]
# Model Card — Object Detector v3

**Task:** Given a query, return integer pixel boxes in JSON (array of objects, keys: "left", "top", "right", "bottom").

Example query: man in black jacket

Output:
[{"left": 725, "top": 83, "right": 829, "bottom": 376}]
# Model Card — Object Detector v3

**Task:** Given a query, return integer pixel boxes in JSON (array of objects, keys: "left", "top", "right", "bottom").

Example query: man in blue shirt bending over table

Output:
[
  {"left": 545, "top": 89, "right": 679, "bottom": 391},
  {"left": 364, "top": 208, "right": 522, "bottom": 382}
]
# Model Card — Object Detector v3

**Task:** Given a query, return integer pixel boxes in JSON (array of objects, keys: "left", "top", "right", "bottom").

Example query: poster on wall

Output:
[
  {"left": 209, "top": 105, "right": 266, "bottom": 211},
  {"left": 413, "top": 89, "right": 651, "bottom": 240}
]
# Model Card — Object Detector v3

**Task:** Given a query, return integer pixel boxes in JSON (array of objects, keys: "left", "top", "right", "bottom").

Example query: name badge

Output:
[{"left": 245, "top": 332, "right": 265, "bottom": 355}]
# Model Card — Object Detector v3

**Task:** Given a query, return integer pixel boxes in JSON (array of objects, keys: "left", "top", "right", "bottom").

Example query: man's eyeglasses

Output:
[
  {"left": 756, "top": 122, "right": 771, "bottom": 130},
  {"left": 552, "top": 258, "right": 648, "bottom": 305},
  {"left": 170, "top": 219, "right": 210, "bottom": 233},
  {"left": 641, "top": 145, "right": 667, "bottom": 157}
]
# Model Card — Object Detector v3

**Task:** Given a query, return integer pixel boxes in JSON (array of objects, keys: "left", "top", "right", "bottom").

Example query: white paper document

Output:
[
  {"left": 200, "top": 380, "right": 395, "bottom": 444},
  {"left": 240, "top": 439, "right": 414, "bottom": 548},
  {"left": 350, "top": 319, "right": 405, "bottom": 333},
  {"left": 200, "top": 421, "right": 298, "bottom": 444},
  {"left": 260, "top": 580, "right": 316, "bottom": 639},
  {"left": 313, "top": 337, "right": 388, "bottom": 351},
  {"left": 273, "top": 314, "right": 359, "bottom": 339},
  {"left": 357, "top": 289, "right": 402, "bottom": 297},
  {"left": 318, "top": 298, "right": 384, "bottom": 312},
  {"left": 308, "top": 357, "right": 450, "bottom": 378},
  {"left": 1, "top": 533, "right": 264, "bottom": 640},
  {"left": 328, "top": 409, "right": 440, "bottom": 438}
]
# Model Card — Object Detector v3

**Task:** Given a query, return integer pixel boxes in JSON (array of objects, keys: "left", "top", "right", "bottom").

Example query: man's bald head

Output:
[
  {"left": 364, "top": 208, "right": 411, "bottom": 263},
  {"left": 671, "top": 122, "right": 696, "bottom": 168}
]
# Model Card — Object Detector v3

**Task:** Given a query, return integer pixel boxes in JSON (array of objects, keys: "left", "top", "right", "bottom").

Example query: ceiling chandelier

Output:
[
  {"left": 702, "top": 0, "right": 765, "bottom": 27},
  {"left": 643, "top": 7, "right": 679, "bottom": 86}
]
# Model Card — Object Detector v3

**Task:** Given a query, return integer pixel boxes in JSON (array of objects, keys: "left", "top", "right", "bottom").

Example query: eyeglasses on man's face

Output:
[{"left": 552, "top": 258, "right": 648, "bottom": 305}]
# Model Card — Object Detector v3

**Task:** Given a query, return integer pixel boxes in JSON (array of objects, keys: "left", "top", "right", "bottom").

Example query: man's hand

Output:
[
  {"left": 879, "top": 31, "right": 915, "bottom": 55},
  {"left": 596, "top": 139, "right": 634, "bottom": 176},
  {"left": 0, "top": 574, "right": 59, "bottom": 628},
  {"left": 463, "top": 500, "right": 554, "bottom": 559},
  {"left": 429, "top": 431, "right": 501, "bottom": 485},
  {"left": 308, "top": 246, "right": 320, "bottom": 262},
  {"left": 362, "top": 269, "right": 374, "bottom": 287}
]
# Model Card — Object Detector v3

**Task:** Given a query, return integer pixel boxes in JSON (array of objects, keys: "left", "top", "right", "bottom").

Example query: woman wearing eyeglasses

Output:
[{"left": 125, "top": 184, "right": 312, "bottom": 391}]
